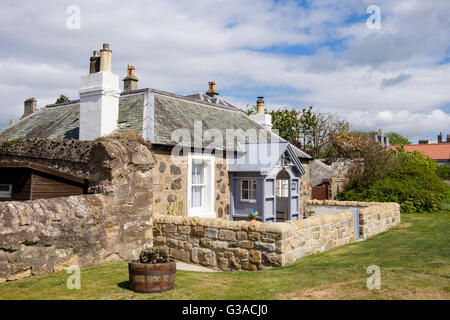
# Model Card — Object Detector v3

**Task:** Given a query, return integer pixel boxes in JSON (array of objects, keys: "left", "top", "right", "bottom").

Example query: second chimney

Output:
[
  {"left": 447, "top": 134, "right": 450, "bottom": 143},
  {"left": 22, "top": 98, "right": 36, "bottom": 119},
  {"left": 99, "top": 43, "right": 112, "bottom": 72},
  {"left": 257, "top": 96, "right": 265, "bottom": 114},
  {"left": 89, "top": 50, "right": 100, "bottom": 74},
  {"left": 206, "top": 81, "right": 219, "bottom": 98},
  {"left": 249, "top": 96, "right": 272, "bottom": 130},
  {"left": 123, "top": 65, "right": 138, "bottom": 92},
  {"left": 438, "top": 132, "right": 443, "bottom": 143}
]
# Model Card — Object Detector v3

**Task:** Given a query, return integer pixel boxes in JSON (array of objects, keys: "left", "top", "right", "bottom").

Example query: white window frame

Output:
[
  {"left": 187, "top": 153, "right": 215, "bottom": 218},
  {"left": 0, "top": 184, "right": 12, "bottom": 199},
  {"left": 240, "top": 179, "right": 257, "bottom": 203},
  {"left": 277, "top": 179, "right": 289, "bottom": 197}
]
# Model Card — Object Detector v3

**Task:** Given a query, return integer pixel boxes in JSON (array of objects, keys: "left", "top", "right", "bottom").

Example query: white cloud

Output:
[{"left": 0, "top": 0, "right": 449, "bottom": 140}]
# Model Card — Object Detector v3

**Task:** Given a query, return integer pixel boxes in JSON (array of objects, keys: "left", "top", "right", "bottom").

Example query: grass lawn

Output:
[{"left": 0, "top": 212, "right": 449, "bottom": 300}]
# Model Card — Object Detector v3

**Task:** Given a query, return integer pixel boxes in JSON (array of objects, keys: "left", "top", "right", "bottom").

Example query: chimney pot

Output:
[
  {"left": 205, "top": 81, "right": 219, "bottom": 97},
  {"left": 123, "top": 64, "right": 139, "bottom": 92},
  {"left": 256, "top": 96, "right": 265, "bottom": 115},
  {"left": 99, "top": 43, "right": 112, "bottom": 72},
  {"left": 22, "top": 98, "right": 37, "bottom": 119},
  {"left": 89, "top": 50, "right": 101, "bottom": 74},
  {"left": 249, "top": 96, "right": 272, "bottom": 130},
  {"left": 9, "top": 118, "right": 14, "bottom": 126}
]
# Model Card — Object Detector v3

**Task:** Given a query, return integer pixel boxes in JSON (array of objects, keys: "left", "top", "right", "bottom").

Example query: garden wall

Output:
[
  {"left": 0, "top": 138, "right": 156, "bottom": 283},
  {"left": 0, "top": 194, "right": 153, "bottom": 284},
  {"left": 307, "top": 200, "right": 401, "bottom": 240},
  {"left": 153, "top": 210, "right": 354, "bottom": 271},
  {"left": 154, "top": 200, "right": 400, "bottom": 271}
]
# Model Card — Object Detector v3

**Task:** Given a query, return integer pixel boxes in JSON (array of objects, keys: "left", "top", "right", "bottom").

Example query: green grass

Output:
[{"left": 1, "top": 212, "right": 449, "bottom": 300}]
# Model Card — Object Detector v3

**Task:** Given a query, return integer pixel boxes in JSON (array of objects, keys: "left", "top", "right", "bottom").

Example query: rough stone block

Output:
[
  {"left": 205, "top": 228, "right": 218, "bottom": 239},
  {"left": 239, "top": 241, "right": 254, "bottom": 249},
  {"left": 218, "top": 229, "right": 236, "bottom": 241},
  {"left": 192, "top": 227, "right": 206, "bottom": 237}
]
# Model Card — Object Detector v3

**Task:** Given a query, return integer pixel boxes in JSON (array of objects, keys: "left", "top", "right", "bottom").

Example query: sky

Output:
[{"left": 0, "top": 0, "right": 449, "bottom": 143}]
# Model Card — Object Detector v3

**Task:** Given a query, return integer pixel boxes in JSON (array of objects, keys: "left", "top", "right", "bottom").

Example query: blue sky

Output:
[{"left": 0, "top": 0, "right": 449, "bottom": 143}]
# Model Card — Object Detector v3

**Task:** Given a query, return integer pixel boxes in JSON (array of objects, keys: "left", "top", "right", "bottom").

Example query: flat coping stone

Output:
[{"left": 175, "top": 261, "right": 220, "bottom": 273}]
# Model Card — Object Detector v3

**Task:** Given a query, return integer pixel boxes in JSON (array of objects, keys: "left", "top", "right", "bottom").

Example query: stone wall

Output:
[
  {"left": 358, "top": 203, "right": 401, "bottom": 239},
  {"left": 0, "top": 194, "right": 153, "bottom": 283},
  {"left": 150, "top": 148, "right": 230, "bottom": 219},
  {"left": 0, "top": 138, "right": 156, "bottom": 282},
  {"left": 306, "top": 200, "right": 401, "bottom": 240},
  {"left": 154, "top": 199, "right": 400, "bottom": 271},
  {"left": 153, "top": 209, "right": 354, "bottom": 271}
]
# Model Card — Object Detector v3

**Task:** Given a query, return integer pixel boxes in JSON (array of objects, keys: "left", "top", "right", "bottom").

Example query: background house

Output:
[{"left": 391, "top": 132, "right": 450, "bottom": 166}]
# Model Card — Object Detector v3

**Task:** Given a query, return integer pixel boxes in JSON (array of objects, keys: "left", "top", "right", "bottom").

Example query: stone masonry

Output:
[
  {"left": 150, "top": 148, "right": 230, "bottom": 219},
  {"left": 153, "top": 200, "right": 400, "bottom": 271},
  {"left": 0, "top": 138, "right": 155, "bottom": 283}
]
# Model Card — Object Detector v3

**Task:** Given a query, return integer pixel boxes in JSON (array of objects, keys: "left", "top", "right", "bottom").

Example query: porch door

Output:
[
  {"left": 288, "top": 178, "right": 300, "bottom": 220},
  {"left": 188, "top": 154, "right": 215, "bottom": 218}
]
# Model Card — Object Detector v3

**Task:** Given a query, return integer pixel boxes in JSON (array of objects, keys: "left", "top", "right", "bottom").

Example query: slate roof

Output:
[
  {"left": 152, "top": 93, "right": 284, "bottom": 151},
  {"left": 0, "top": 93, "right": 145, "bottom": 140},
  {"left": 184, "top": 92, "right": 239, "bottom": 110},
  {"left": 0, "top": 88, "right": 311, "bottom": 158},
  {"left": 309, "top": 159, "right": 334, "bottom": 186}
]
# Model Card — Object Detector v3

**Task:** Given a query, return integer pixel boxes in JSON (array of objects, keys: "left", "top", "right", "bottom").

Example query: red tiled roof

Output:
[{"left": 391, "top": 143, "right": 450, "bottom": 160}]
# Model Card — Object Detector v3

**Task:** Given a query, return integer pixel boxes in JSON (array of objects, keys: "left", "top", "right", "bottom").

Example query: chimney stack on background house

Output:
[
  {"left": 249, "top": 96, "right": 272, "bottom": 130},
  {"left": 447, "top": 134, "right": 450, "bottom": 143},
  {"left": 438, "top": 132, "right": 443, "bottom": 143},
  {"left": 79, "top": 43, "right": 120, "bottom": 140},
  {"left": 21, "top": 98, "right": 36, "bottom": 119},
  {"left": 89, "top": 50, "right": 100, "bottom": 74},
  {"left": 205, "top": 81, "right": 219, "bottom": 98},
  {"left": 418, "top": 139, "right": 429, "bottom": 144},
  {"left": 123, "top": 65, "right": 138, "bottom": 92},
  {"left": 9, "top": 118, "right": 14, "bottom": 126}
]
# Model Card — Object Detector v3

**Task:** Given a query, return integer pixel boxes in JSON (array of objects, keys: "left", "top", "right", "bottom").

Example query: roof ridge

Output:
[{"left": 149, "top": 88, "right": 242, "bottom": 112}]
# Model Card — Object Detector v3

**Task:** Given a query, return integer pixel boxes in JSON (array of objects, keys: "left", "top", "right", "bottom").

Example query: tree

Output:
[
  {"left": 269, "top": 109, "right": 301, "bottom": 142},
  {"left": 308, "top": 110, "right": 347, "bottom": 157},
  {"left": 386, "top": 132, "right": 411, "bottom": 145},
  {"left": 244, "top": 104, "right": 347, "bottom": 157},
  {"left": 55, "top": 94, "right": 70, "bottom": 104}
]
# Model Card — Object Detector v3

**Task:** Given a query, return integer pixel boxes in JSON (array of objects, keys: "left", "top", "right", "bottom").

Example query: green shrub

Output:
[
  {"left": 436, "top": 165, "right": 450, "bottom": 180},
  {"left": 337, "top": 149, "right": 450, "bottom": 213}
]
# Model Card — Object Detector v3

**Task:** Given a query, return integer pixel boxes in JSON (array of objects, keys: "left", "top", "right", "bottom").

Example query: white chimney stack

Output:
[
  {"left": 249, "top": 97, "right": 272, "bottom": 130},
  {"left": 79, "top": 43, "right": 120, "bottom": 140}
]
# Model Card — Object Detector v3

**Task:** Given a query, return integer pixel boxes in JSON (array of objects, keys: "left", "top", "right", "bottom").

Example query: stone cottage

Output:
[
  {"left": 0, "top": 43, "right": 312, "bottom": 222},
  {"left": 0, "top": 44, "right": 401, "bottom": 279}
]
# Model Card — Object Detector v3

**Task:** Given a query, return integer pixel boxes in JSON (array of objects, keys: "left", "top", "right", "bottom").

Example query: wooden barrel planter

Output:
[{"left": 128, "top": 261, "right": 176, "bottom": 293}]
